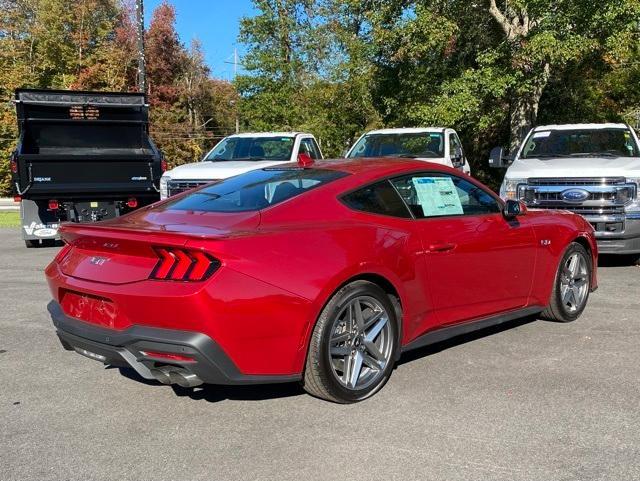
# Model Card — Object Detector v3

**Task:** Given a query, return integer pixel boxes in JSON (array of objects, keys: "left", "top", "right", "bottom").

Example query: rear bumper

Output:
[{"left": 49, "top": 301, "right": 301, "bottom": 386}]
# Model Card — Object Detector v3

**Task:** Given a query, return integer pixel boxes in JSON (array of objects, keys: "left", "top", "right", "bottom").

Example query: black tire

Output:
[
  {"left": 303, "top": 280, "right": 399, "bottom": 403},
  {"left": 24, "top": 239, "right": 39, "bottom": 248},
  {"left": 541, "top": 242, "right": 592, "bottom": 322}
]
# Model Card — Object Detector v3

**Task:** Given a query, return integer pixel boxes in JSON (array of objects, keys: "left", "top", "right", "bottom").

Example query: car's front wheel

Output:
[
  {"left": 542, "top": 242, "right": 592, "bottom": 322},
  {"left": 303, "top": 281, "right": 399, "bottom": 403}
]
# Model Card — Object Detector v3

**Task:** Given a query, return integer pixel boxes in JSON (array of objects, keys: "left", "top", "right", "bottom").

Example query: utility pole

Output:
[
  {"left": 135, "top": 0, "right": 147, "bottom": 94},
  {"left": 234, "top": 48, "right": 239, "bottom": 133},
  {"left": 224, "top": 48, "right": 242, "bottom": 133}
]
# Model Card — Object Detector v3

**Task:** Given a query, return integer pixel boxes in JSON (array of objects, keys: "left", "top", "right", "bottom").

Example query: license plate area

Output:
[{"left": 60, "top": 290, "right": 129, "bottom": 329}]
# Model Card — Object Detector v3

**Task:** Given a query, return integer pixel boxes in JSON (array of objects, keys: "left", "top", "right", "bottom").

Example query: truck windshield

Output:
[
  {"left": 347, "top": 132, "right": 444, "bottom": 158},
  {"left": 521, "top": 128, "right": 639, "bottom": 159},
  {"left": 167, "top": 167, "right": 349, "bottom": 212},
  {"left": 204, "top": 136, "right": 295, "bottom": 162}
]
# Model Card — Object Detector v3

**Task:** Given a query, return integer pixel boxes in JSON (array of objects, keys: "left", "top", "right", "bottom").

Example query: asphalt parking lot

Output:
[{"left": 0, "top": 228, "right": 639, "bottom": 481}]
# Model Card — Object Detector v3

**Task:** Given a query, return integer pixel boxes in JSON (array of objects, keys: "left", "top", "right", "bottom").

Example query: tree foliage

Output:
[{"left": 238, "top": 0, "right": 640, "bottom": 187}]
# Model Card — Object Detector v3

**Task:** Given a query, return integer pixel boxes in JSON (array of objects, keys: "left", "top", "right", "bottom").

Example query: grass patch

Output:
[{"left": 0, "top": 211, "right": 20, "bottom": 227}]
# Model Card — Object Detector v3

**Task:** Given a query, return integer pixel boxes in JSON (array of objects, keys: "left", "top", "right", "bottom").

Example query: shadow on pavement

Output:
[
  {"left": 170, "top": 382, "right": 305, "bottom": 402},
  {"left": 116, "top": 366, "right": 305, "bottom": 402},
  {"left": 598, "top": 254, "right": 639, "bottom": 268},
  {"left": 397, "top": 314, "right": 539, "bottom": 367}
]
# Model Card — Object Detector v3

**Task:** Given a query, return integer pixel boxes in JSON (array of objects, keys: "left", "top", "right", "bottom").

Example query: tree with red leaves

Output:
[{"left": 145, "top": 0, "right": 184, "bottom": 106}]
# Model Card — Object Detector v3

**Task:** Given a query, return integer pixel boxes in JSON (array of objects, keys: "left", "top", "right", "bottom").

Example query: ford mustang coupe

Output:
[{"left": 46, "top": 159, "right": 597, "bottom": 403}]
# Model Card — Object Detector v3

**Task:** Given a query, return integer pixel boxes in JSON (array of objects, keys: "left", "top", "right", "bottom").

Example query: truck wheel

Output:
[
  {"left": 24, "top": 239, "right": 39, "bottom": 248},
  {"left": 541, "top": 242, "right": 592, "bottom": 323},
  {"left": 303, "top": 281, "right": 399, "bottom": 403}
]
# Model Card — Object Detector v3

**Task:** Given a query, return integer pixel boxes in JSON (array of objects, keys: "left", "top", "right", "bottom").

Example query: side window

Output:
[
  {"left": 342, "top": 181, "right": 411, "bottom": 218},
  {"left": 390, "top": 173, "right": 500, "bottom": 218},
  {"left": 300, "top": 138, "right": 320, "bottom": 159}
]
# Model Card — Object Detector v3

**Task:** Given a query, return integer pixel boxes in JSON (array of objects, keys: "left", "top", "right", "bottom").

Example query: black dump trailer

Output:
[{"left": 12, "top": 89, "right": 163, "bottom": 247}]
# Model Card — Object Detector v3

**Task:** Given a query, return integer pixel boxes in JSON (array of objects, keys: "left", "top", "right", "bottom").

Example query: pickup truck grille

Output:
[
  {"left": 167, "top": 180, "right": 212, "bottom": 197},
  {"left": 519, "top": 178, "right": 637, "bottom": 220},
  {"left": 528, "top": 177, "right": 627, "bottom": 186}
]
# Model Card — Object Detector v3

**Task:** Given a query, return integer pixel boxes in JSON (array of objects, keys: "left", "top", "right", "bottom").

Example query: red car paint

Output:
[{"left": 45, "top": 159, "right": 598, "bottom": 378}]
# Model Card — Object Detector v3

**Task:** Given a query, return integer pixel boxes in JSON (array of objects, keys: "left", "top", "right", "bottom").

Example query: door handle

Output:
[{"left": 428, "top": 242, "right": 457, "bottom": 253}]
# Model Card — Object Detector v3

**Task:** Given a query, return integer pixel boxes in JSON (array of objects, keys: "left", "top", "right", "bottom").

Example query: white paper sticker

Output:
[{"left": 412, "top": 177, "right": 463, "bottom": 217}]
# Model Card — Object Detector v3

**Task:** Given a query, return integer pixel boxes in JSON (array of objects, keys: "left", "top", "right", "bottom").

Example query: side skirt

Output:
[{"left": 401, "top": 306, "right": 544, "bottom": 353}]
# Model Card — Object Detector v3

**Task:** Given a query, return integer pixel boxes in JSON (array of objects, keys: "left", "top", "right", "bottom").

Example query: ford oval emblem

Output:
[{"left": 561, "top": 188, "right": 590, "bottom": 202}]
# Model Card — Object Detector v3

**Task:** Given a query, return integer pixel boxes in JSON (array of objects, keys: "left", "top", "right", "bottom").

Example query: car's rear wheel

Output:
[
  {"left": 541, "top": 242, "right": 592, "bottom": 322},
  {"left": 303, "top": 281, "right": 398, "bottom": 403}
]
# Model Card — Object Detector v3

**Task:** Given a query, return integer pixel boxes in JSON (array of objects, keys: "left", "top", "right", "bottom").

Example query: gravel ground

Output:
[{"left": 0, "top": 228, "right": 638, "bottom": 481}]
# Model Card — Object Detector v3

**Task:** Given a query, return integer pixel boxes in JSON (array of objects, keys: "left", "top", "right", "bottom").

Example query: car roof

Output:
[
  {"left": 362, "top": 127, "right": 446, "bottom": 135},
  {"left": 311, "top": 157, "right": 452, "bottom": 177},
  {"left": 227, "top": 132, "right": 312, "bottom": 138},
  {"left": 533, "top": 123, "right": 629, "bottom": 131}
]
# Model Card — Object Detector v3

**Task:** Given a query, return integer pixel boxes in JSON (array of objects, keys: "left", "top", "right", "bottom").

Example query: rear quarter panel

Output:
[{"left": 188, "top": 190, "right": 433, "bottom": 368}]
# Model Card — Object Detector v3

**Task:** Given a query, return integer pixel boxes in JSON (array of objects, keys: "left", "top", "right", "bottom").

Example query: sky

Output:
[{"left": 145, "top": 0, "right": 256, "bottom": 80}]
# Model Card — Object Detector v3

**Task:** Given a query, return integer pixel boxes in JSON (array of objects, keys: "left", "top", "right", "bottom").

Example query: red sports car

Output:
[{"left": 46, "top": 159, "right": 597, "bottom": 403}]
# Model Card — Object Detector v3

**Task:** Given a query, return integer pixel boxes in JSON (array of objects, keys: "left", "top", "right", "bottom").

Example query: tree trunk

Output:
[{"left": 508, "top": 62, "right": 550, "bottom": 153}]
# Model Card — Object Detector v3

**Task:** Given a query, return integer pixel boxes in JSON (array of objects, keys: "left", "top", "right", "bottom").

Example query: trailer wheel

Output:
[{"left": 25, "top": 239, "right": 39, "bottom": 248}]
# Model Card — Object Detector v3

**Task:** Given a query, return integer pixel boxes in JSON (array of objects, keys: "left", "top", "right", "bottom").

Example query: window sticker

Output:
[
  {"left": 532, "top": 131, "right": 551, "bottom": 138},
  {"left": 412, "top": 177, "right": 463, "bottom": 217}
]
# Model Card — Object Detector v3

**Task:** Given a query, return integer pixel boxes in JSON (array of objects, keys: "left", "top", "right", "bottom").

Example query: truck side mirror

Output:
[
  {"left": 488, "top": 146, "right": 512, "bottom": 168},
  {"left": 451, "top": 147, "right": 464, "bottom": 167}
]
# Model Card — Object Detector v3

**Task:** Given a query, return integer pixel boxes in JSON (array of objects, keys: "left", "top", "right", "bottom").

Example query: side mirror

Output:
[
  {"left": 503, "top": 199, "right": 527, "bottom": 219},
  {"left": 451, "top": 147, "right": 464, "bottom": 167},
  {"left": 488, "top": 146, "right": 512, "bottom": 168}
]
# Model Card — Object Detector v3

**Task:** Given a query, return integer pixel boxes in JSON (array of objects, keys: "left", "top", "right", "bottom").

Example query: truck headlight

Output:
[
  {"left": 625, "top": 178, "right": 640, "bottom": 217},
  {"left": 500, "top": 178, "right": 527, "bottom": 200},
  {"left": 160, "top": 176, "right": 171, "bottom": 200}
]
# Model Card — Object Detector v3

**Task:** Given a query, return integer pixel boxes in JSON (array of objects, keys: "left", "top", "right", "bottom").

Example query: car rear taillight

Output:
[
  {"left": 150, "top": 247, "right": 220, "bottom": 282},
  {"left": 161, "top": 159, "right": 168, "bottom": 172},
  {"left": 10, "top": 159, "right": 18, "bottom": 174},
  {"left": 55, "top": 242, "right": 73, "bottom": 263},
  {"left": 13, "top": 196, "right": 21, "bottom": 203},
  {"left": 48, "top": 199, "right": 59, "bottom": 210},
  {"left": 127, "top": 197, "right": 138, "bottom": 208}
]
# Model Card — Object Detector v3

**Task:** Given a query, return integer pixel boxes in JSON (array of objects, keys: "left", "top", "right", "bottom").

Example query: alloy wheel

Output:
[
  {"left": 560, "top": 252, "right": 589, "bottom": 313},
  {"left": 328, "top": 295, "right": 393, "bottom": 390}
]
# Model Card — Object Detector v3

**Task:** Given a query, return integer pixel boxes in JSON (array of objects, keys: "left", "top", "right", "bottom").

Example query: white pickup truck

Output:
[
  {"left": 490, "top": 123, "right": 640, "bottom": 257},
  {"left": 160, "top": 132, "right": 323, "bottom": 199},
  {"left": 345, "top": 127, "right": 472, "bottom": 175}
]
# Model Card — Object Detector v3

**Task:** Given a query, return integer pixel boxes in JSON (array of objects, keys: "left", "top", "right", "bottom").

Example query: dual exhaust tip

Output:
[{"left": 150, "top": 366, "right": 203, "bottom": 388}]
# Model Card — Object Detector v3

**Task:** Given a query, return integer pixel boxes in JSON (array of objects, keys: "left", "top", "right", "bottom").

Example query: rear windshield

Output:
[{"left": 167, "top": 168, "right": 349, "bottom": 212}]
